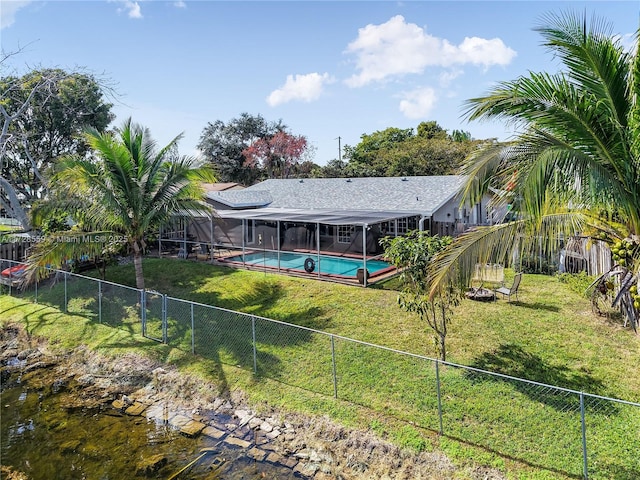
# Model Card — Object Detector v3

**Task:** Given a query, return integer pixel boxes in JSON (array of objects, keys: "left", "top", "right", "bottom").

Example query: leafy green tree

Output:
[
  {"left": 29, "top": 118, "right": 215, "bottom": 290},
  {"left": 427, "top": 11, "right": 640, "bottom": 329},
  {"left": 416, "top": 121, "right": 447, "bottom": 140},
  {"left": 380, "top": 135, "right": 477, "bottom": 177},
  {"left": 311, "top": 158, "right": 348, "bottom": 178},
  {"left": 451, "top": 129, "right": 473, "bottom": 142},
  {"left": 381, "top": 230, "right": 458, "bottom": 360},
  {"left": 344, "top": 127, "right": 414, "bottom": 172},
  {"left": 343, "top": 122, "right": 480, "bottom": 177},
  {"left": 0, "top": 68, "right": 113, "bottom": 229},
  {"left": 198, "top": 113, "right": 285, "bottom": 185}
]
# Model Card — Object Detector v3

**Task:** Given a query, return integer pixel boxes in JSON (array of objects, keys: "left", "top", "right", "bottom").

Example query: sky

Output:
[{"left": 1, "top": 1, "right": 638, "bottom": 167}]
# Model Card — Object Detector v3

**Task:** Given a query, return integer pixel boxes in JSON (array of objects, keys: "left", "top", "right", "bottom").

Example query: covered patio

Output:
[{"left": 159, "top": 207, "right": 425, "bottom": 286}]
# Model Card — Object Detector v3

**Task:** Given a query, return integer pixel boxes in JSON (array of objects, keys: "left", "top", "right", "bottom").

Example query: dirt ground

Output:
[{"left": 0, "top": 323, "right": 507, "bottom": 480}]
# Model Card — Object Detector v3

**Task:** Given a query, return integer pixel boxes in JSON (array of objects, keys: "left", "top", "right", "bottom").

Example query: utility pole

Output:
[{"left": 336, "top": 136, "right": 342, "bottom": 162}]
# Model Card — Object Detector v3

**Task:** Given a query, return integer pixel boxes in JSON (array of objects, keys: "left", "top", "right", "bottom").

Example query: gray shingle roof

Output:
[
  {"left": 243, "top": 176, "right": 467, "bottom": 216},
  {"left": 206, "top": 190, "right": 272, "bottom": 208}
]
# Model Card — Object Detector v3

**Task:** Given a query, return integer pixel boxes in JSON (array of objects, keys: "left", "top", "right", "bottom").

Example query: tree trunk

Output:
[
  {"left": 438, "top": 332, "right": 446, "bottom": 362},
  {"left": 0, "top": 176, "right": 31, "bottom": 230},
  {"left": 133, "top": 251, "right": 145, "bottom": 291}
]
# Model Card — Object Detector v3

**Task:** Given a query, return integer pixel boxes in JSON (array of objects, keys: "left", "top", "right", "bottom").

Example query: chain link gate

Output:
[{"left": 142, "top": 289, "right": 166, "bottom": 343}]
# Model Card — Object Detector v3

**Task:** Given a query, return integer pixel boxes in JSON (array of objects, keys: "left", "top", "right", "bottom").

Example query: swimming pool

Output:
[{"left": 222, "top": 251, "right": 393, "bottom": 278}]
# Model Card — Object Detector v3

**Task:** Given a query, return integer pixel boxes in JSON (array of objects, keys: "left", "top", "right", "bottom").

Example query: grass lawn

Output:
[{"left": 2, "top": 257, "right": 639, "bottom": 479}]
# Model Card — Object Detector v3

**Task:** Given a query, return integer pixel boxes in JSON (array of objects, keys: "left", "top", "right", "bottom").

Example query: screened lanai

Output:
[{"left": 159, "top": 207, "right": 426, "bottom": 286}]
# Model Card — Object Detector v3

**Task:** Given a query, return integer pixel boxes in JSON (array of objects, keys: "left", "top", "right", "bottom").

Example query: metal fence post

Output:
[
  {"left": 64, "top": 271, "right": 68, "bottom": 313},
  {"left": 331, "top": 335, "right": 338, "bottom": 399},
  {"left": 191, "top": 303, "right": 195, "bottom": 354},
  {"left": 162, "top": 294, "right": 168, "bottom": 344},
  {"left": 98, "top": 280, "right": 102, "bottom": 323},
  {"left": 252, "top": 316, "right": 257, "bottom": 374},
  {"left": 435, "top": 359, "right": 444, "bottom": 435},
  {"left": 141, "top": 289, "right": 146, "bottom": 336},
  {"left": 580, "top": 392, "right": 589, "bottom": 479}
]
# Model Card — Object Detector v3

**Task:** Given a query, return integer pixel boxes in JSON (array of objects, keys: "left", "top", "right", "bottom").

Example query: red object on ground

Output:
[{"left": 1, "top": 264, "right": 26, "bottom": 277}]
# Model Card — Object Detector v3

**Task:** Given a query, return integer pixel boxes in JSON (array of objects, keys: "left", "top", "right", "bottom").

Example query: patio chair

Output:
[{"left": 495, "top": 273, "right": 522, "bottom": 302}]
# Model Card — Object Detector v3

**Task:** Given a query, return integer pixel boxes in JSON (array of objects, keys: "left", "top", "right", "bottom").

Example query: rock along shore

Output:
[{"left": 0, "top": 323, "right": 506, "bottom": 480}]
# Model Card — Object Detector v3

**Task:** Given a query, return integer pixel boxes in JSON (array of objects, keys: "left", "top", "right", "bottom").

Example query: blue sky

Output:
[{"left": 1, "top": 1, "right": 638, "bottom": 166}]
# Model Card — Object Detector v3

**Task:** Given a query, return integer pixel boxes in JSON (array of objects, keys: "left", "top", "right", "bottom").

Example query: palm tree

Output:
[
  {"left": 29, "top": 118, "right": 215, "bottom": 290},
  {"left": 427, "top": 11, "right": 640, "bottom": 329}
]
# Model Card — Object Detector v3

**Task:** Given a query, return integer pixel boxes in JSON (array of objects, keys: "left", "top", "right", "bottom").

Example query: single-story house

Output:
[{"left": 159, "top": 176, "right": 493, "bottom": 285}]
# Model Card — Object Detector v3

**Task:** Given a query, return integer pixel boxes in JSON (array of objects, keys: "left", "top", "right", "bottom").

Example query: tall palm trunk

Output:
[
  {"left": 133, "top": 252, "right": 145, "bottom": 290},
  {"left": 132, "top": 241, "right": 145, "bottom": 290}
]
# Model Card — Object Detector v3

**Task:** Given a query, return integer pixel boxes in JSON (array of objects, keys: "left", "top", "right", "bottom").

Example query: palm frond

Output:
[
  {"left": 427, "top": 211, "right": 587, "bottom": 299},
  {"left": 535, "top": 11, "right": 630, "bottom": 130},
  {"left": 24, "top": 230, "right": 117, "bottom": 283}
]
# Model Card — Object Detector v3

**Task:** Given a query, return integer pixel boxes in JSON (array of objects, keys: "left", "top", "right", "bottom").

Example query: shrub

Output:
[{"left": 555, "top": 271, "right": 596, "bottom": 298}]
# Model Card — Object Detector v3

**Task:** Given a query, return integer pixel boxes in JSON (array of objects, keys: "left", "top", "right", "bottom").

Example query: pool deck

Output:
[{"left": 156, "top": 247, "right": 398, "bottom": 287}]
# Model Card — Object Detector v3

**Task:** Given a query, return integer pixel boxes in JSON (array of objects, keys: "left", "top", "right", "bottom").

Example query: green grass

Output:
[
  {"left": 2, "top": 258, "right": 639, "bottom": 479},
  {"left": 0, "top": 224, "right": 20, "bottom": 233}
]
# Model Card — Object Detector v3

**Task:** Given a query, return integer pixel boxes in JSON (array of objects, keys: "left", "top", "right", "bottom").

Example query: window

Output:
[
  {"left": 337, "top": 225, "right": 352, "bottom": 244},
  {"left": 397, "top": 218, "right": 409, "bottom": 234},
  {"left": 382, "top": 221, "right": 395, "bottom": 236}
]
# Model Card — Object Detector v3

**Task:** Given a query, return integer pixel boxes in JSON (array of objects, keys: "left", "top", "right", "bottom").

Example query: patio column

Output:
[
  {"left": 242, "top": 220, "right": 246, "bottom": 264},
  {"left": 210, "top": 216, "right": 214, "bottom": 260},
  {"left": 316, "top": 222, "right": 320, "bottom": 278},
  {"left": 277, "top": 221, "right": 281, "bottom": 273},
  {"left": 363, "top": 223, "right": 368, "bottom": 287}
]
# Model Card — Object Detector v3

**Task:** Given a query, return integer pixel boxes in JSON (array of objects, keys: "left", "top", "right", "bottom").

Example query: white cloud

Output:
[
  {"left": 0, "top": 0, "right": 32, "bottom": 29},
  {"left": 345, "top": 15, "right": 516, "bottom": 87},
  {"left": 616, "top": 32, "right": 636, "bottom": 54},
  {"left": 267, "top": 72, "right": 335, "bottom": 106},
  {"left": 454, "top": 36, "right": 516, "bottom": 68},
  {"left": 439, "top": 68, "right": 463, "bottom": 87},
  {"left": 174, "top": 1, "right": 186, "bottom": 8},
  {"left": 111, "top": 0, "right": 143, "bottom": 19},
  {"left": 398, "top": 87, "right": 437, "bottom": 119}
]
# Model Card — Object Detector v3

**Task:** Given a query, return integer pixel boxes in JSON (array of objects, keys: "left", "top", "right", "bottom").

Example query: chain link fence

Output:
[{"left": 1, "top": 260, "right": 638, "bottom": 479}]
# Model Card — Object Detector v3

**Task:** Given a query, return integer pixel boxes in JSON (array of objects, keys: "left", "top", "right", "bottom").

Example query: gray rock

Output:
[{"left": 259, "top": 421, "right": 273, "bottom": 433}]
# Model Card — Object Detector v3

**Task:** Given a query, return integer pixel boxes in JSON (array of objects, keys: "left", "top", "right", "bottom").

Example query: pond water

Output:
[{"left": 1, "top": 360, "right": 304, "bottom": 480}]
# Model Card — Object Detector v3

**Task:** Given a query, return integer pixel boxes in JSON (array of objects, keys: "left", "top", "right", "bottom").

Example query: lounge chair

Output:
[{"left": 495, "top": 273, "right": 522, "bottom": 302}]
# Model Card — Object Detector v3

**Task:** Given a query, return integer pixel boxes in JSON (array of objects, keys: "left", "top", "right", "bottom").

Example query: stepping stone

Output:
[
  {"left": 248, "top": 447, "right": 267, "bottom": 461},
  {"left": 169, "top": 414, "right": 191, "bottom": 429},
  {"left": 223, "top": 435, "right": 251, "bottom": 449},
  {"left": 145, "top": 404, "right": 172, "bottom": 423},
  {"left": 266, "top": 452, "right": 284, "bottom": 464},
  {"left": 125, "top": 402, "right": 147, "bottom": 416},
  {"left": 202, "top": 426, "right": 226, "bottom": 439},
  {"left": 180, "top": 420, "right": 206, "bottom": 437}
]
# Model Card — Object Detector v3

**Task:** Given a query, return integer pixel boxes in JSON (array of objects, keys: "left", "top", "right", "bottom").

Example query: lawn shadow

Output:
[
  {"left": 466, "top": 343, "right": 618, "bottom": 414},
  {"left": 191, "top": 276, "right": 286, "bottom": 313},
  {"left": 17, "top": 263, "right": 331, "bottom": 397},
  {"left": 505, "top": 300, "right": 560, "bottom": 313}
]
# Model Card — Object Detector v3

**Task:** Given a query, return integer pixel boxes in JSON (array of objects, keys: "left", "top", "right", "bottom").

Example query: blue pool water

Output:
[{"left": 224, "top": 251, "right": 392, "bottom": 277}]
